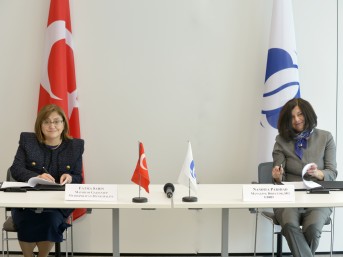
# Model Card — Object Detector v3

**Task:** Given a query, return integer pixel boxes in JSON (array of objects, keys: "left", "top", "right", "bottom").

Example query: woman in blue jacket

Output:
[{"left": 10, "top": 104, "right": 84, "bottom": 257}]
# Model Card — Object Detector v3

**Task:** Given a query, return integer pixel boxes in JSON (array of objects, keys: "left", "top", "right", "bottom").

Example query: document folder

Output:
[{"left": 316, "top": 181, "right": 343, "bottom": 191}]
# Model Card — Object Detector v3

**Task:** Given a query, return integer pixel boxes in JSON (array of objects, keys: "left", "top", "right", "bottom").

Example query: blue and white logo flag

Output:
[
  {"left": 260, "top": 0, "right": 301, "bottom": 161},
  {"left": 178, "top": 141, "right": 197, "bottom": 192}
]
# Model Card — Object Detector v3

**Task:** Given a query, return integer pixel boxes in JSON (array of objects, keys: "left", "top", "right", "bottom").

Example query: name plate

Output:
[
  {"left": 65, "top": 184, "right": 117, "bottom": 201},
  {"left": 243, "top": 184, "right": 295, "bottom": 202}
]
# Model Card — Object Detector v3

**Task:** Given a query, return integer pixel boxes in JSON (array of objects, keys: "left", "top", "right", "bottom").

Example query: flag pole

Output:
[
  {"left": 139, "top": 174, "right": 141, "bottom": 197},
  {"left": 182, "top": 178, "right": 197, "bottom": 202},
  {"left": 188, "top": 179, "right": 191, "bottom": 197},
  {"left": 132, "top": 174, "right": 148, "bottom": 203}
]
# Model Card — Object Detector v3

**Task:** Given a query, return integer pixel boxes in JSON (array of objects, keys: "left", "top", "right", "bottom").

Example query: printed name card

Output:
[
  {"left": 242, "top": 184, "right": 295, "bottom": 202},
  {"left": 65, "top": 184, "right": 117, "bottom": 201}
]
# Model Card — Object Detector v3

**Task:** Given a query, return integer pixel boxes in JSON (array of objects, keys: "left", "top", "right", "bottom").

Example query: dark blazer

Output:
[{"left": 11, "top": 132, "right": 84, "bottom": 183}]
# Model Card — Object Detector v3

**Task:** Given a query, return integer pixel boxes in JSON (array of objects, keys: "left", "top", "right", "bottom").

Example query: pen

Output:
[
  {"left": 275, "top": 164, "right": 283, "bottom": 184},
  {"left": 42, "top": 166, "right": 55, "bottom": 182},
  {"left": 42, "top": 167, "right": 49, "bottom": 174}
]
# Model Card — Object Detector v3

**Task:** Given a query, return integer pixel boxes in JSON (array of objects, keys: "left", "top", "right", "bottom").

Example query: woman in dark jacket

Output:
[{"left": 10, "top": 104, "right": 84, "bottom": 257}]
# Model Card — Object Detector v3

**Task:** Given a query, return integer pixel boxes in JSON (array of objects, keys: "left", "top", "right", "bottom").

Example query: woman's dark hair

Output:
[
  {"left": 35, "top": 104, "right": 72, "bottom": 143},
  {"left": 278, "top": 98, "right": 317, "bottom": 141}
]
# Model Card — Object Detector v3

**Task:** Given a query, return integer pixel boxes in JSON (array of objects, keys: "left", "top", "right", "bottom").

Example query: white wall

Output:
[{"left": 0, "top": 0, "right": 341, "bottom": 254}]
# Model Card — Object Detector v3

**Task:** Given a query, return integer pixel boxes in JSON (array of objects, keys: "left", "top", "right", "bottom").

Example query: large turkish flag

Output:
[{"left": 38, "top": 0, "right": 86, "bottom": 220}]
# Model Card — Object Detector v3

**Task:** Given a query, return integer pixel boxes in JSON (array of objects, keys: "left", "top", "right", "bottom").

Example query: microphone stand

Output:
[
  {"left": 182, "top": 179, "right": 197, "bottom": 202},
  {"left": 132, "top": 174, "right": 148, "bottom": 203}
]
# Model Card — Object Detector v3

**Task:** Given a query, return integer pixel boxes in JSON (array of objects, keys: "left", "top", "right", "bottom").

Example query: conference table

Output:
[
  {"left": 0, "top": 185, "right": 171, "bottom": 257},
  {"left": 1, "top": 184, "right": 343, "bottom": 257},
  {"left": 172, "top": 184, "right": 343, "bottom": 257}
]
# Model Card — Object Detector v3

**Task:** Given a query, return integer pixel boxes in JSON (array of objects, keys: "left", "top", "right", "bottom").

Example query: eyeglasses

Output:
[{"left": 42, "top": 120, "right": 64, "bottom": 126}]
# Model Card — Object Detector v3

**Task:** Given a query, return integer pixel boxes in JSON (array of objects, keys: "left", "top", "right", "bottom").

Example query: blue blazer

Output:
[{"left": 11, "top": 132, "right": 84, "bottom": 183}]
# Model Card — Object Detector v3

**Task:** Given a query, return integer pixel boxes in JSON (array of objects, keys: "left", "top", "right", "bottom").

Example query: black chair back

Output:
[{"left": 258, "top": 162, "right": 274, "bottom": 184}]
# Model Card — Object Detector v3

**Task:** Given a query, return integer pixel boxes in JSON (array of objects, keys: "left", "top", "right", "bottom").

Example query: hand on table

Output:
[
  {"left": 38, "top": 173, "right": 55, "bottom": 182},
  {"left": 60, "top": 174, "right": 72, "bottom": 185}
]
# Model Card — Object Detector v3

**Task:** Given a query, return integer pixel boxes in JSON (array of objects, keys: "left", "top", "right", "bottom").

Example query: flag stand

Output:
[
  {"left": 132, "top": 176, "right": 148, "bottom": 203},
  {"left": 182, "top": 196, "right": 197, "bottom": 202},
  {"left": 182, "top": 179, "right": 197, "bottom": 202}
]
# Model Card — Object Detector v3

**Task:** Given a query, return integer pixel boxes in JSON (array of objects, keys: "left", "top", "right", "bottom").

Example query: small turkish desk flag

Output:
[{"left": 131, "top": 142, "right": 150, "bottom": 193}]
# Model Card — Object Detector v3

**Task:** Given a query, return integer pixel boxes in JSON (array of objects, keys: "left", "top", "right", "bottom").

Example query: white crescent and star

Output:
[
  {"left": 41, "top": 20, "right": 79, "bottom": 118},
  {"left": 68, "top": 89, "right": 79, "bottom": 118},
  {"left": 139, "top": 153, "right": 148, "bottom": 170}
]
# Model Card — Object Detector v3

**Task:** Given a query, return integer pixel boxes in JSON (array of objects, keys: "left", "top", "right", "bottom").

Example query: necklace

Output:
[{"left": 47, "top": 140, "right": 62, "bottom": 150}]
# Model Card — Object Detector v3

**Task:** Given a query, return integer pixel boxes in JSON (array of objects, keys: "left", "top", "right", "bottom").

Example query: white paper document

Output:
[
  {"left": 281, "top": 181, "right": 308, "bottom": 190},
  {"left": 302, "top": 163, "right": 322, "bottom": 189},
  {"left": 1, "top": 177, "right": 62, "bottom": 188},
  {"left": 280, "top": 163, "right": 322, "bottom": 190}
]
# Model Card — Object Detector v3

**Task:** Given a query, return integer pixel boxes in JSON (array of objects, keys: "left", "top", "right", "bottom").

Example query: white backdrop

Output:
[{"left": 0, "top": 0, "right": 341, "bottom": 254}]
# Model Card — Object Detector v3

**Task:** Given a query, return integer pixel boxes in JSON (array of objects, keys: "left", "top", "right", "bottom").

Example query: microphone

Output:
[{"left": 163, "top": 183, "right": 175, "bottom": 198}]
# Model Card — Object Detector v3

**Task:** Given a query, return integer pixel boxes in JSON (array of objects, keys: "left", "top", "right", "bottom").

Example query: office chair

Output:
[
  {"left": 2, "top": 168, "right": 73, "bottom": 257},
  {"left": 253, "top": 162, "right": 334, "bottom": 257}
]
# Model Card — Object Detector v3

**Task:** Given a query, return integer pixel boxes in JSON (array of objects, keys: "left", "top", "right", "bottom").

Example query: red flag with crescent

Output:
[
  {"left": 131, "top": 142, "right": 150, "bottom": 193},
  {"left": 38, "top": 0, "right": 86, "bottom": 220}
]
